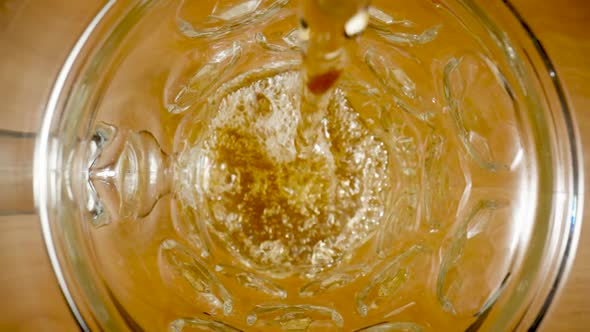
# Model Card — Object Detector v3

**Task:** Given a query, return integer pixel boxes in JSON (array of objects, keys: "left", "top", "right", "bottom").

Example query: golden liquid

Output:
[
  {"left": 88, "top": 0, "right": 528, "bottom": 331},
  {"left": 176, "top": 72, "right": 389, "bottom": 273}
]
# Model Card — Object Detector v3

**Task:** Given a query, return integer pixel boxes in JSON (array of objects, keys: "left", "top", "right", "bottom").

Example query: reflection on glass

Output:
[{"left": 82, "top": 0, "right": 531, "bottom": 330}]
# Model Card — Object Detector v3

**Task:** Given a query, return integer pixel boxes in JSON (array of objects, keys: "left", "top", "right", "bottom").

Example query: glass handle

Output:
[
  {"left": 0, "top": 129, "right": 36, "bottom": 215},
  {"left": 84, "top": 123, "right": 172, "bottom": 226}
]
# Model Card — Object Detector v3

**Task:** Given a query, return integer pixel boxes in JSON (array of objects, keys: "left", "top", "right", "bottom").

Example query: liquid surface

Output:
[{"left": 175, "top": 71, "right": 389, "bottom": 273}]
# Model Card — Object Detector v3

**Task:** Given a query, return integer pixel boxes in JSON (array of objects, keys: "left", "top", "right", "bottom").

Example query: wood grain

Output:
[
  {"left": 0, "top": 0, "right": 588, "bottom": 331},
  {"left": 512, "top": 0, "right": 590, "bottom": 331}
]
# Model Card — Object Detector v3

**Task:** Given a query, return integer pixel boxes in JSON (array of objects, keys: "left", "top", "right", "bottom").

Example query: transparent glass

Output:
[{"left": 13, "top": 0, "right": 582, "bottom": 331}]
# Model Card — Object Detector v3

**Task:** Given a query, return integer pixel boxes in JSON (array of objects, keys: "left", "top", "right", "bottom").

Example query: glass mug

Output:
[{"left": 1, "top": 0, "right": 583, "bottom": 331}]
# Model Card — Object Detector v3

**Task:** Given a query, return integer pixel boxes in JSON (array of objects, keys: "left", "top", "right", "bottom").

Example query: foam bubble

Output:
[{"left": 177, "top": 71, "right": 390, "bottom": 276}]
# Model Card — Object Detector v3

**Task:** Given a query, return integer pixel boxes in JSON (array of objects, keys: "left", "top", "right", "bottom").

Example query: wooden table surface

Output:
[{"left": 0, "top": 0, "right": 588, "bottom": 331}]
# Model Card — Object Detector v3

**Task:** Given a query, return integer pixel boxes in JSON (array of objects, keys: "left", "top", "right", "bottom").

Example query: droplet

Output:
[{"left": 344, "top": 9, "right": 369, "bottom": 38}]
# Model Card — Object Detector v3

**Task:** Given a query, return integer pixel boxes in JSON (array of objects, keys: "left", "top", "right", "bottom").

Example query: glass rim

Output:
[
  {"left": 34, "top": 0, "right": 584, "bottom": 331},
  {"left": 499, "top": 1, "right": 584, "bottom": 328}
]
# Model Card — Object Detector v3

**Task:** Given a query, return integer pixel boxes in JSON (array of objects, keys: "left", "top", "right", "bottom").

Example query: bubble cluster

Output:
[{"left": 177, "top": 71, "right": 390, "bottom": 274}]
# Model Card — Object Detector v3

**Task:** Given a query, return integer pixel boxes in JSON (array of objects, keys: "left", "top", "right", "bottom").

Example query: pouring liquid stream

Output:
[{"left": 297, "top": 0, "right": 369, "bottom": 147}]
